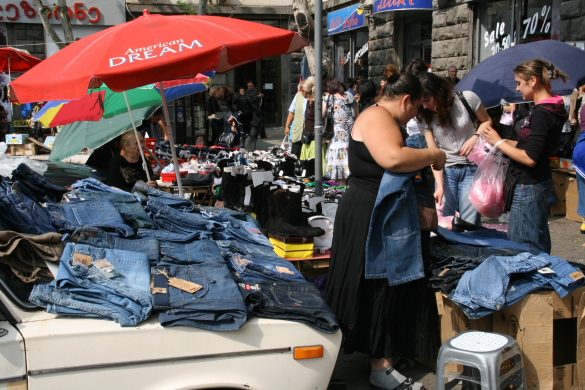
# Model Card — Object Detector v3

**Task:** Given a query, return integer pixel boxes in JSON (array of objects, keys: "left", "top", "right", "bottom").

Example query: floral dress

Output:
[{"left": 325, "top": 92, "right": 356, "bottom": 180}]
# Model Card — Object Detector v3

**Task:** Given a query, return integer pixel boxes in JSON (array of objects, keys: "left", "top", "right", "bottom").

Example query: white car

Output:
[{"left": 0, "top": 278, "right": 342, "bottom": 390}]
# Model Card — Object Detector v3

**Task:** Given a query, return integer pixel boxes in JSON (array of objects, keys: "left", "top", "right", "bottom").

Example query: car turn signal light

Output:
[{"left": 293, "top": 345, "right": 324, "bottom": 360}]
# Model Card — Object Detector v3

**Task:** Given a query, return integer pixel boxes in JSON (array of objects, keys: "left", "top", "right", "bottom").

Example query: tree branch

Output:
[
  {"left": 58, "top": 0, "right": 74, "bottom": 44},
  {"left": 32, "top": 0, "right": 67, "bottom": 50}
]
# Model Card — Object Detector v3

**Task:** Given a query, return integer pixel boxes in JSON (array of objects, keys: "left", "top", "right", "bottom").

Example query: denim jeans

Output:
[
  {"left": 238, "top": 281, "right": 340, "bottom": 334},
  {"left": 200, "top": 206, "right": 261, "bottom": 228},
  {"left": 136, "top": 228, "right": 212, "bottom": 242},
  {"left": 0, "top": 182, "right": 56, "bottom": 235},
  {"left": 133, "top": 181, "right": 195, "bottom": 212},
  {"left": 508, "top": 179, "right": 553, "bottom": 254},
  {"left": 436, "top": 227, "right": 533, "bottom": 252},
  {"left": 76, "top": 227, "right": 159, "bottom": 264},
  {"left": 159, "top": 239, "right": 224, "bottom": 265},
  {"left": 430, "top": 239, "right": 526, "bottom": 263},
  {"left": 450, "top": 252, "right": 550, "bottom": 311},
  {"left": 11, "top": 163, "right": 67, "bottom": 203},
  {"left": 74, "top": 190, "right": 155, "bottom": 229},
  {"left": 578, "top": 174, "right": 585, "bottom": 217},
  {"left": 226, "top": 252, "right": 305, "bottom": 283},
  {"left": 443, "top": 165, "right": 481, "bottom": 226},
  {"left": 452, "top": 253, "right": 585, "bottom": 319},
  {"left": 152, "top": 263, "right": 247, "bottom": 331},
  {"left": 71, "top": 178, "right": 138, "bottom": 199},
  {"left": 145, "top": 199, "right": 217, "bottom": 234},
  {"left": 216, "top": 240, "right": 278, "bottom": 260},
  {"left": 29, "top": 243, "right": 152, "bottom": 326},
  {"left": 60, "top": 199, "right": 135, "bottom": 237},
  {"left": 202, "top": 210, "right": 272, "bottom": 248}
]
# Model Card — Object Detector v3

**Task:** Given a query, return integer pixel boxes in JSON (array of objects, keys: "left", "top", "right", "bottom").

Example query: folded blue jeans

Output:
[
  {"left": 0, "top": 182, "right": 56, "bottom": 235},
  {"left": 437, "top": 227, "right": 533, "bottom": 252},
  {"left": 202, "top": 210, "right": 272, "bottom": 248},
  {"left": 71, "top": 178, "right": 139, "bottom": 199},
  {"left": 61, "top": 199, "right": 135, "bottom": 237},
  {"left": 76, "top": 227, "right": 159, "bottom": 264},
  {"left": 136, "top": 228, "right": 212, "bottom": 242},
  {"left": 29, "top": 243, "right": 152, "bottom": 326},
  {"left": 145, "top": 199, "right": 218, "bottom": 234},
  {"left": 238, "top": 281, "right": 340, "bottom": 334},
  {"left": 152, "top": 263, "right": 247, "bottom": 332},
  {"left": 133, "top": 180, "right": 195, "bottom": 212},
  {"left": 11, "top": 162, "right": 67, "bottom": 203},
  {"left": 450, "top": 252, "right": 550, "bottom": 311},
  {"left": 226, "top": 252, "right": 305, "bottom": 283},
  {"left": 216, "top": 240, "right": 279, "bottom": 260},
  {"left": 158, "top": 239, "right": 224, "bottom": 265},
  {"left": 74, "top": 190, "right": 155, "bottom": 229}
]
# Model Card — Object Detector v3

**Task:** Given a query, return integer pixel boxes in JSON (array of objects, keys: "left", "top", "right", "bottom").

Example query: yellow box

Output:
[
  {"left": 273, "top": 246, "right": 314, "bottom": 259},
  {"left": 269, "top": 238, "right": 315, "bottom": 252}
]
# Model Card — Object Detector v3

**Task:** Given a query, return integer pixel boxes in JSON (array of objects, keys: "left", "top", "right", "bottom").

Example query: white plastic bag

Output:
[
  {"left": 469, "top": 140, "right": 508, "bottom": 218},
  {"left": 0, "top": 142, "right": 47, "bottom": 178},
  {"left": 280, "top": 135, "right": 291, "bottom": 151}
]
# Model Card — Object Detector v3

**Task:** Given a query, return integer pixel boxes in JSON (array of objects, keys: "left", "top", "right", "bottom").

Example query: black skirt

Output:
[{"left": 325, "top": 181, "right": 438, "bottom": 359}]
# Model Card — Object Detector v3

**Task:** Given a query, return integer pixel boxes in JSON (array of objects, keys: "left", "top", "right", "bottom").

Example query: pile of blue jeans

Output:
[
  {"left": 450, "top": 252, "right": 585, "bottom": 319},
  {"left": 0, "top": 170, "right": 340, "bottom": 333},
  {"left": 30, "top": 243, "right": 152, "bottom": 326}
]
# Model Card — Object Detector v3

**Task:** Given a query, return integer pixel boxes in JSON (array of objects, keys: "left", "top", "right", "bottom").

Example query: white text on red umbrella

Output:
[{"left": 109, "top": 40, "right": 204, "bottom": 67}]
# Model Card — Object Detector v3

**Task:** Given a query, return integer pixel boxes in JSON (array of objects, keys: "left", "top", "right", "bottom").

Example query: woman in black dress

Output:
[{"left": 325, "top": 73, "right": 445, "bottom": 390}]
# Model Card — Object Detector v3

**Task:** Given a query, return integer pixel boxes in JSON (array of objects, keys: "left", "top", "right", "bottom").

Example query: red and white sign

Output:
[{"left": 0, "top": 0, "right": 124, "bottom": 26}]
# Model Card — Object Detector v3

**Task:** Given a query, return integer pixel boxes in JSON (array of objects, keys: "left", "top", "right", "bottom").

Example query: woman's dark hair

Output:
[
  {"left": 323, "top": 77, "right": 345, "bottom": 95},
  {"left": 347, "top": 77, "right": 357, "bottom": 89},
  {"left": 356, "top": 79, "right": 377, "bottom": 107},
  {"left": 417, "top": 72, "right": 455, "bottom": 128},
  {"left": 402, "top": 58, "right": 428, "bottom": 77},
  {"left": 379, "top": 73, "right": 423, "bottom": 102}
]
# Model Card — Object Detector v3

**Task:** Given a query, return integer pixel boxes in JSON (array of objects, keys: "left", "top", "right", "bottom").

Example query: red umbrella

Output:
[
  {"left": 11, "top": 11, "right": 307, "bottom": 103},
  {"left": 11, "top": 10, "right": 307, "bottom": 195},
  {"left": 0, "top": 47, "right": 42, "bottom": 74}
]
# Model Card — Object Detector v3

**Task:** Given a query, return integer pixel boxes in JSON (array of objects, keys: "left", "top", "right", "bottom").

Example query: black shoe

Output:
[{"left": 451, "top": 216, "right": 487, "bottom": 232}]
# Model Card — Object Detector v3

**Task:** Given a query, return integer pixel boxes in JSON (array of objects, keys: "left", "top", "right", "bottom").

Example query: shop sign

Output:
[
  {"left": 327, "top": 4, "right": 365, "bottom": 35},
  {"left": 354, "top": 41, "right": 368, "bottom": 63},
  {"left": 373, "top": 0, "right": 433, "bottom": 13},
  {"left": 0, "top": 0, "right": 124, "bottom": 26}
]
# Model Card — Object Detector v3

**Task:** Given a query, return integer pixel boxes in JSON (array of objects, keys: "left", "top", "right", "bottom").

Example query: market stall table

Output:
[
  {"left": 286, "top": 252, "right": 331, "bottom": 277},
  {"left": 156, "top": 180, "right": 213, "bottom": 206}
]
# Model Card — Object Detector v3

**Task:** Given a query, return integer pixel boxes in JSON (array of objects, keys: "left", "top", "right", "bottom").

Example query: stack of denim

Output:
[
  {"left": 132, "top": 180, "right": 195, "bottom": 212},
  {"left": 30, "top": 243, "right": 152, "bottom": 326},
  {"left": 11, "top": 163, "right": 67, "bottom": 203},
  {"left": 429, "top": 240, "right": 525, "bottom": 293},
  {"left": 0, "top": 179, "right": 56, "bottom": 235},
  {"left": 152, "top": 239, "right": 248, "bottom": 331},
  {"left": 216, "top": 239, "right": 340, "bottom": 333},
  {"left": 450, "top": 252, "right": 585, "bottom": 319}
]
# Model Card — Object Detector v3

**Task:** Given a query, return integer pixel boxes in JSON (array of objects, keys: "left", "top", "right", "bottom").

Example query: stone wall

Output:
[
  {"left": 7, "top": 23, "right": 45, "bottom": 60},
  {"left": 561, "top": 0, "right": 585, "bottom": 41},
  {"left": 431, "top": 1, "right": 473, "bottom": 77},
  {"left": 368, "top": 17, "right": 398, "bottom": 85}
]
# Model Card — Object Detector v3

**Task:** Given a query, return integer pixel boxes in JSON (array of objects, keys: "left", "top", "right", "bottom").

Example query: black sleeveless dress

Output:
[{"left": 325, "top": 131, "right": 437, "bottom": 359}]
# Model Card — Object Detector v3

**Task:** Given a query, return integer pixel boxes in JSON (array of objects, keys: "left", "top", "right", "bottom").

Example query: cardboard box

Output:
[
  {"left": 551, "top": 171, "right": 569, "bottom": 216},
  {"left": 43, "top": 136, "right": 56, "bottom": 148},
  {"left": 566, "top": 175, "right": 581, "bottom": 222},
  {"left": 5, "top": 134, "right": 29, "bottom": 144},
  {"left": 10, "top": 144, "right": 36, "bottom": 156},
  {"left": 493, "top": 287, "right": 585, "bottom": 390}
]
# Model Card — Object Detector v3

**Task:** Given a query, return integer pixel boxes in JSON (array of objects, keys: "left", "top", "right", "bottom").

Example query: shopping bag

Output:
[
  {"left": 468, "top": 135, "right": 491, "bottom": 166},
  {"left": 469, "top": 140, "right": 508, "bottom": 218},
  {"left": 281, "top": 135, "right": 291, "bottom": 151}
]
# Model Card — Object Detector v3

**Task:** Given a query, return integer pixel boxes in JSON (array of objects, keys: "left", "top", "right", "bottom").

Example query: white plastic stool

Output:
[{"left": 436, "top": 331, "right": 526, "bottom": 390}]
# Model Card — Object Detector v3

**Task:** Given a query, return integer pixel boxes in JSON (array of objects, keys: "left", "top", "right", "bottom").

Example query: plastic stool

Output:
[{"left": 436, "top": 331, "right": 526, "bottom": 390}]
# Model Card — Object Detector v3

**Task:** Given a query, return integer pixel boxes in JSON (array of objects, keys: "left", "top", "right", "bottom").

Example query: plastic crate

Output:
[{"left": 161, "top": 171, "right": 188, "bottom": 182}]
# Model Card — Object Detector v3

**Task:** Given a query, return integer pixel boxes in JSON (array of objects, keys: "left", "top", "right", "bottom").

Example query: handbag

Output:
[
  {"left": 301, "top": 130, "right": 314, "bottom": 145},
  {"left": 322, "top": 95, "right": 335, "bottom": 140}
]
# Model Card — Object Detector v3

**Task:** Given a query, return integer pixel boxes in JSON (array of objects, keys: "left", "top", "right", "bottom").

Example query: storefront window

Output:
[
  {"left": 335, "top": 34, "right": 351, "bottom": 83},
  {"left": 477, "top": 0, "right": 560, "bottom": 62},
  {"left": 404, "top": 18, "right": 432, "bottom": 65},
  {"left": 354, "top": 31, "right": 369, "bottom": 79}
]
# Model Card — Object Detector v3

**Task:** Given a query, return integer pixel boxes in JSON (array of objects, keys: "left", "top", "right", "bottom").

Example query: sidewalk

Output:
[{"left": 256, "top": 126, "right": 286, "bottom": 150}]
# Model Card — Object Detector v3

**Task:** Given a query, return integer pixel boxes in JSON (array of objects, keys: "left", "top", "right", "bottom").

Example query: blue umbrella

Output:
[{"left": 456, "top": 40, "right": 585, "bottom": 108}]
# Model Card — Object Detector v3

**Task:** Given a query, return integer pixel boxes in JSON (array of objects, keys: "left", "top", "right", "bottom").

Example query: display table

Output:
[
  {"left": 286, "top": 252, "right": 331, "bottom": 277},
  {"left": 156, "top": 180, "right": 213, "bottom": 206}
]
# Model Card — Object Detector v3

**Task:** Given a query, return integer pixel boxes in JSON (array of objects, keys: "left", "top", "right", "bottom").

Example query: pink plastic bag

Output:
[
  {"left": 467, "top": 136, "right": 491, "bottom": 166},
  {"left": 469, "top": 141, "right": 508, "bottom": 218}
]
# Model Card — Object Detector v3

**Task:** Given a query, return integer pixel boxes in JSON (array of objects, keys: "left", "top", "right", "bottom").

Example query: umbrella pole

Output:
[
  {"left": 122, "top": 91, "right": 152, "bottom": 182},
  {"left": 158, "top": 81, "right": 184, "bottom": 197}
]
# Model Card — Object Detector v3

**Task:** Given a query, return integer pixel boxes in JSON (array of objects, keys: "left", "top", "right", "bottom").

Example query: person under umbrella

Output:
[
  {"left": 106, "top": 129, "right": 158, "bottom": 192},
  {"left": 484, "top": 59, "right": 569, "bottom": 254}
]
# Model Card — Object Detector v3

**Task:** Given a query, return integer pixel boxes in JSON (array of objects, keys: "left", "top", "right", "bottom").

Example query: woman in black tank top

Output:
[{"left": 326, "top": 73, "right": 445, "bottom": 390}]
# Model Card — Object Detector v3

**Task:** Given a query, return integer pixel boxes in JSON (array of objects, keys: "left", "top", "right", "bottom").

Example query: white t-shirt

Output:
[{"left": 418, "top": 91, "right": 481, "bottom": 166}]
